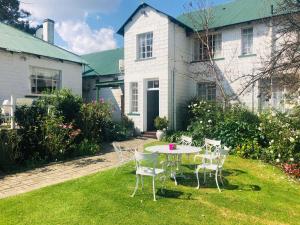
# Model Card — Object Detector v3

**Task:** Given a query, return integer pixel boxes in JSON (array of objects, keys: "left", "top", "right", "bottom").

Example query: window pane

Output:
[
  {"left": 138, "top": 32, "right": 153, "bottom": 59},
  {"left": 197, "top": 83, "right": 216, "bottom": 101},
  {"left": 242, "top": 28, "right": 253, "bottom": 55},
  {"left": 30, "top": 67, "right": 61, "bottom": 94}
]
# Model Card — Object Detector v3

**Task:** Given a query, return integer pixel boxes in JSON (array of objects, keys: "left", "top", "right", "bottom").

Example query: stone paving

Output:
[{"left": 0, "top": 137, "right": 154, "bottom": 199}]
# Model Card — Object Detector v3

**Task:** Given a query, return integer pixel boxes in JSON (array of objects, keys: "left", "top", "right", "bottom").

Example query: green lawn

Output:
[{"left": 0, "top": 141, "right": 299, "bottom": 225}]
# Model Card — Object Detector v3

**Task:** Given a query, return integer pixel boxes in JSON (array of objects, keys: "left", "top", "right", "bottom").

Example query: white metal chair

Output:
[
  {"left": 194, "top": 138, "right": 221, "bottom": 162},
  {"left": 195, "top": 146, "right": 230, "bottom": 192},
  {"left": 131, "top": 151, "right": 166, "bottom": 201},
  {"left": 112, "top": 142, "right": 135, "bottom": 175}
]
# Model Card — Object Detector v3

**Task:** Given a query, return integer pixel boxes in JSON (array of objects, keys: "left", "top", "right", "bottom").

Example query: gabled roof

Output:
[
  {"left": 0, "top": 22, "right": 84, "bottom": 64},
  {"left": 81, "top": 48, "right": 124, "bottom": 77},
  {"left": 177, "top": 0, "right": 281, "bottom": 31},
  {"left": 117, "top": 3, "right": 193, "bottom": 35}
]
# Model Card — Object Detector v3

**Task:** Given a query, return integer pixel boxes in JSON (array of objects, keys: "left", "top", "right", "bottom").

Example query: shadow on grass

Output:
[{"left": 157, "top": 189, "right": 194, "bottom": 200}]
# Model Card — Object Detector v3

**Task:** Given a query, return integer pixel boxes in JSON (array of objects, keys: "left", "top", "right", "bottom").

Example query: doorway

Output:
[{"left": 147, "top": 80, "right": 159, "bottom": 131}]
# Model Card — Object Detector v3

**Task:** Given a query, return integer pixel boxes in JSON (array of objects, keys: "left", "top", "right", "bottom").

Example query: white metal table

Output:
[{"left": 145, "top": 145, "right": 200, "bottom": 185}]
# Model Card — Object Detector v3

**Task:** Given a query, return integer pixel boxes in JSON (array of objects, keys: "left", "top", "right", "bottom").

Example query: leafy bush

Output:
[
  {"left": 236, "top": 140, "right": 263, "bottom": 160},
  {"left": 78, "top": 101, "right": 112, "bottom": 144},
  {"left": 36, "top": 89, "right": 82, "bottom": 123},
  {"left": 154, "top": 116, "right": 168, "bottom": 130},
  {"left": 72, "top": 139, "right": 101, "bottom": 157},
  {"left": 0, "top": 129, "right": 21, "bottom": 170}
]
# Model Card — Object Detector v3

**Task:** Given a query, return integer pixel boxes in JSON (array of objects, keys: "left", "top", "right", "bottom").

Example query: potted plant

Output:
[{"left": 154, "top": 116, "right": 168, "bottom": 140}]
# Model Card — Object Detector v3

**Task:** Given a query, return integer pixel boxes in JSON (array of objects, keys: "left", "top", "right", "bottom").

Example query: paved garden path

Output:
[{"left": 0, "top": 138, "right": 154, "bottom": 199}]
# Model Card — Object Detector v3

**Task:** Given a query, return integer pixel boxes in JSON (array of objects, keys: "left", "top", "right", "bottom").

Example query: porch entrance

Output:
[{"left": 147, "top": 80, "right": 159, "bottom": 131}]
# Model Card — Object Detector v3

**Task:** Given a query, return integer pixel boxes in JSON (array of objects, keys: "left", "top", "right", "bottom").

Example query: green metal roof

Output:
[
  {"left": 82, "top": 48, "right": 124, "bottom": 77},
  {"left": 0, "top": 22, "right": 84, "bottom": 64},
  {"left": 177, "top": 0, "right": 281, "bottom": 31}
]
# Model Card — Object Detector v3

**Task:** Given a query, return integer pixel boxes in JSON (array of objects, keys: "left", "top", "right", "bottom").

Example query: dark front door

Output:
[{"left": 147, "top": 90, "right": 159, "bottom": 131}]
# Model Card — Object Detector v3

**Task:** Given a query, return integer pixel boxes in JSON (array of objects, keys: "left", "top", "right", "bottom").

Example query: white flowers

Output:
[
  {"left": 290, "top": 158, "right": 294, "bottom": 162},
  {"left": 289, "top": 137, "right": 295, "bottom": 143},
  {"left": 278, "top": 153, "right": 281, "bottom": 158},
  {"left": 207, "top": 110, "right": 210, "bottom": 113},
  {"left": 193, "top": 104, "right": 198, "bottom": 107},
  {"left": 269, "top": 140, "right": 274, "bottom": 145},
  {"left": 200, "top": 121, "right": 203, "bottom": 124},
  {"left": 276, "top": 158, "right": 280, "bottom": 163},
  {"left": 208, "top": 120, "right": 212, "bottom": 123}
]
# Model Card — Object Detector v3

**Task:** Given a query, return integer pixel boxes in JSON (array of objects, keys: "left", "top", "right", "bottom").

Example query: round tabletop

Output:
[{"left": 145, "top": 145, "right": 201, "bottom": 154}]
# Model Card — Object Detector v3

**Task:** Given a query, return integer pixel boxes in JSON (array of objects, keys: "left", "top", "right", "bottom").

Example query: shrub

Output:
[
  {"left": 36, "top": 89, "right": 82, "bottom": 123},
  {"left": 0, "top": 129, "right": 21, "bottom": 170},
  {"left": 72, "top": 139, "right": 101, "bottom": 157},
  {"left": 236, "top": 140, "right": 263, "bottom": 160},
  {"left": 15, "top": 104, "right": 47, "bottom": 162},
  {"left": 78, "top": 100, "right": 113, "bottom": 144},
  {"left": 154, "top": 116, "right": 168, "bottom": 130}
]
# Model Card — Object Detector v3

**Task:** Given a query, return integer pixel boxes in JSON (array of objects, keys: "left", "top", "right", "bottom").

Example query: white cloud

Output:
[
  {"left": 20, "top": 0, "right": 120, "bottom": 54},
  {"left": 56, "top": 21, "right": 117, "bottom": 55},
  {"left": 20, "top": 0, "right": 121, "bottom": 21}
]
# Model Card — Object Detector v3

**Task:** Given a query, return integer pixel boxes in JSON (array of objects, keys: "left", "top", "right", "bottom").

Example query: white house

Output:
[
  {"left": 82, "top": 48, "right": 124, "bottom": 121},
  {"left": 0, "top": 19, "right": 84, "bottom": 104},
  {"left": 116, "top": 0, "right": 283, "bottom": 132}
]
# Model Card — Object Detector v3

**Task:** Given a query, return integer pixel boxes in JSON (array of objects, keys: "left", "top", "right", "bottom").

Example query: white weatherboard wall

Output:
[
  {"left": 0, "top": 50, "right": 82, "bottom": 103},
  {"left": 187, "top": 21, "right": 272, "bottom": 111},
  {"left": 124, "top": 7, "right": 170, "bottom": 132}
]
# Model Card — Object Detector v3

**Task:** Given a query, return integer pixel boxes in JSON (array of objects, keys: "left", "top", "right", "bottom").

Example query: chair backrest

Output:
[
  {"left": 217, "top": 146, "right": 230, "bottom": 167},
  {"left": 113, "top": 142, "right": 124, "bottom": 162},
  {"left": 134, "top": 151, "right": 158, "bottom": 174},
  {"left": 204, "top": 138, "right": 221, "bottom": 154},
  {"left": 180, "top": 135, "right": 193, "bottom": 146}
]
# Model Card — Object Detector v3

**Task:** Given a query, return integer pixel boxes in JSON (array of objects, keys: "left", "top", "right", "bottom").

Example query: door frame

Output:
[{"left": 144, "top": 79, "right": 159, "bottom": 131}]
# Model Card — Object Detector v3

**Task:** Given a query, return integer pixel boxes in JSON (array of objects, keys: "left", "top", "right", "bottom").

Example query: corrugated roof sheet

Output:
[
  {"left": 82, "top": 48, "right": 124, "bottom": 77},
  {"left": 0, "top": 22, "right": 84, "bottom": 64},
  {"left": 177, "top": 0, "right": 281, "bottom": 31}
]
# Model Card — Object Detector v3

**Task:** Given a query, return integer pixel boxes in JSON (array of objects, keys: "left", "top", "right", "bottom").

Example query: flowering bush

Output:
[
  {"left": 283, "top": 163, "right": 300, "bottom": 178},
  {"left": 259, "top": 111, "right": 300, "bottom": 164}
]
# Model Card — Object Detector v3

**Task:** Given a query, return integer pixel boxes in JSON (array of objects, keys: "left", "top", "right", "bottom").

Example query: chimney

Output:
[{"left": 43, "top": 19, "right": 55, "bottom": 44}]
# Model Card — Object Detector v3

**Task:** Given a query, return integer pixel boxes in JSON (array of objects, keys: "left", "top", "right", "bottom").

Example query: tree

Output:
[
  {"left": 0, "top": 0, "right": 37, "bottom": 34},
  {"left": 183, "top": 0, "right": 237, "bottom": 106},
  {"left": 183, "top": 0, "right": 300, "bottom": 109}
]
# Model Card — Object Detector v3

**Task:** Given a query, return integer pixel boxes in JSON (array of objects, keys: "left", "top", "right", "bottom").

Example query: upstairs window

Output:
[
  {"left": 137, "top": 32, "right": 153, "bottom": 59},
  {"left": 130, "top": 82, "right": 138, "bottom": 113},
  {"left": 241, "top": 28, "right": 253, "bottom": 55},
  {"left": 193, "top": 33, "right": 222, "bottom": 61},
  {"left": 30, "top": 67, "right": 61, "bottom": 94},
  {"left": 197, "top": 83, "right": 216, "bottom": 101}
]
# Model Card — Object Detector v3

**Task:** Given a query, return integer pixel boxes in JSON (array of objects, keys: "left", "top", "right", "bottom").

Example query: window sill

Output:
[
  {"left": 127, "top": 113, "right": 140, "bottom": 116},
  {"left": 135, "top": 57, "right": 156, "bottom": 62},
  {"left": 213, "top": 57, "right": 225, "bottom": 61},
  {"left": 190, "top": 58, "right": 225, "bottom": 63},
  {"left": 238, "top": 54, "right": 257, "bottom": 58}
]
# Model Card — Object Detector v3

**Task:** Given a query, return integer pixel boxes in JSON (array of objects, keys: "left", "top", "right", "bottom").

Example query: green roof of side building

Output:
[
  {"left": 0, "top": 22, "right": 84, "bottom": 64},
  {"left": 177, "top": 0, "right": 281, "bottom": 31},
  {"left": 82, "top": 48, "right": 124, "bottom": 77}
]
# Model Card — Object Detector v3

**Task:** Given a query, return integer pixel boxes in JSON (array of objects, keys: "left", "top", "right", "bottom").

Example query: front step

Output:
[{"left": 142, "top": 131, "right": 157, "bottom": 139}]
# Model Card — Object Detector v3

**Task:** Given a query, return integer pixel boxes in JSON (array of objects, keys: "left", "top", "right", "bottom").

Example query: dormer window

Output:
[{"left": 137, "top": 32, "right": 153, "bottom": 60}]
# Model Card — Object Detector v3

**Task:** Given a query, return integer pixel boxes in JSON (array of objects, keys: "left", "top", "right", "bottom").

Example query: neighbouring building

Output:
[
  {"left": 0, "top": 19, "right": 84, "bottom": 104},
  {"left": 82, "top": 48, "right": 124, "bottom": 121},
  {"left": 115, "top": 0, "right": 286, "bottom": 132}
]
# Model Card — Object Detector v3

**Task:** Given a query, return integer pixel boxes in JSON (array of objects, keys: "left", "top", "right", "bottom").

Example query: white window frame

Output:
[
  {"left": 197, "top": 83, "right": 217, "bottom": 101},
  {"left": 30, "top": 66, "right": 61, "bottom": 94},
  {"left": 193, "top": 33, "right": 222, "bottom": 61},
  {"left": 241, "top": 27, "right": 253, "bottom": 55},
  {"left": 130, "top": 82, "right": 138, "bottom": 113},
  {"left": 147, "top": 80, "right": 159, "bottom": 91},
  {"left": 137, "top": 32, "right": 153, "bottom": 60}
]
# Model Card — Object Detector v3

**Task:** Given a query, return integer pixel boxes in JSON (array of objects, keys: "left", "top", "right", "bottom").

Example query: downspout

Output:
[{"left": 173, "top": 23, "right": 177, "bottom": 130}]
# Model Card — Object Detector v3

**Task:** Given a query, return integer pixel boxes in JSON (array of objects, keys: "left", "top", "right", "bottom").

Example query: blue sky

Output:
[{"left": 21, "top": 0, "right": 230, "bottom": 54}]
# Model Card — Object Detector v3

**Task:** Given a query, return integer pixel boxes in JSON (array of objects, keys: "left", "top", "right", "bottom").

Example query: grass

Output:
[{"left": 0, "top": 141, "right": 299, "bottom": 225}]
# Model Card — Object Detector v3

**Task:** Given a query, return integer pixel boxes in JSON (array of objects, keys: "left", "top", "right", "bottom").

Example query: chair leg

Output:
[
  {"left": 152, "top": 177, "right": 156, "bottom": 201},
  {"left": 141, "top": 175, "right": 144, "bottom": 190},
  {"left": 203, "top": 168, "right": 206, "bottom": 184},
  {"left": 131, "top": 174, "right": 139, "bottom": 197},
  {"left": 196, "top": 167, "right": 200, "bottom": 189},
  {"left": 219, "top": 169, "right": 224, "bottom": 186},
  {"left": 215, "top": 170, "right": 221, "bottom": 192}
]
